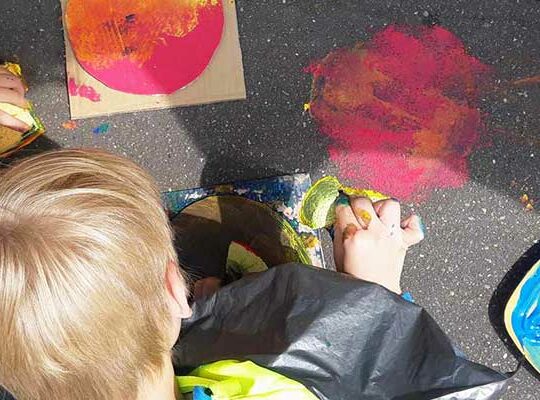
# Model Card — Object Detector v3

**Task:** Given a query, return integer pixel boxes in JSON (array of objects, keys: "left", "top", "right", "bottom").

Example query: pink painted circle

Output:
[{"left": 65, "top": 0, "right": 224, "bottom": 95}]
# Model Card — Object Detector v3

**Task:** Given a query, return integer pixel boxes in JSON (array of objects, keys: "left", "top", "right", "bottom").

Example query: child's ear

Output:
[{"left": 165, "top": 261, "right": 192, "bottom": 319}]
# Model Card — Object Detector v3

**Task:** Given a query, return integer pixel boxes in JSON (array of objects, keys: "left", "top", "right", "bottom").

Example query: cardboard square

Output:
[{"left": 60, "top": 0, "right": 246, "bottom": 119}]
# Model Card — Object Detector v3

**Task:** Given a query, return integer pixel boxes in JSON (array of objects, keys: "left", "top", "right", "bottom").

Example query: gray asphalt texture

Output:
[{"left": 1, "top": 0, "right": 539, "bottom": 398}]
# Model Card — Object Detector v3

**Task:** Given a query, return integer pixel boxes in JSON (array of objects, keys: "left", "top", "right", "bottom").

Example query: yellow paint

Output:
[
  {"left": 0, "top": 126, "right": 22, "bottom": 154},
  {"left": 341, "top": 186, "right": 388, "bottom": 201},
  {"left": 215, "top": 184, "right": 234, "bottom": 194},
  {"left": 3, "top": 62, "right": 28, "bottom": 91},
  {"left": 356, "top": 209, "right": 372, "bottom": 227},
  {"left": 302, "top": 234, "right": 319, "bottom": 248},
  {"left": 300, "top": 176, "right": 388, "bottom": 229}
]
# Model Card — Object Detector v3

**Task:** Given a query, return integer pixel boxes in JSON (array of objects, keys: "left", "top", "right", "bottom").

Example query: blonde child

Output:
[{"left": 0, "top": 69, "right": 427, "bottom": 400}]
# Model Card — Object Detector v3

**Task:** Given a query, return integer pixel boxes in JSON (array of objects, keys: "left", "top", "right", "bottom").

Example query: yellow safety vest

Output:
[{"left": 177, "top": 360, "right": 318, "bottom": 400}]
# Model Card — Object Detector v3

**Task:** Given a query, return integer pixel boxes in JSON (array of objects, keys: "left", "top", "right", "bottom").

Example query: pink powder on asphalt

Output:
[{"left": 307, "top": 25, "right": 492, "bottom": 200}]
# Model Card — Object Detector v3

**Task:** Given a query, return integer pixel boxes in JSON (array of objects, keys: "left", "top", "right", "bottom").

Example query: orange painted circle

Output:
[{"left": 65, "top": 0, "right": 224, "bottom": 95}]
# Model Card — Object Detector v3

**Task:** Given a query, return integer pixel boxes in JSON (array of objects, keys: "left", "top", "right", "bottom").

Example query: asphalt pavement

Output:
[{"left": 0, "top": 0, "right": 539, "bottom": 398}]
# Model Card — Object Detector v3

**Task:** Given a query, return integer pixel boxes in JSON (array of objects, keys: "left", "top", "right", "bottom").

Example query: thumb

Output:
[
  {"left": 0, "top": 109, "right": 30, "bottom": 132},
  {"left": 401, "top": 215, "right": 425, "bottom": 247}
]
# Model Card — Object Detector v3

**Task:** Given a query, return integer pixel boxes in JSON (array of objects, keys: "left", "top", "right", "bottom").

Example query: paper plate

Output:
[{"left": 504, "top": 258, "right": 540, "bottom": 373}]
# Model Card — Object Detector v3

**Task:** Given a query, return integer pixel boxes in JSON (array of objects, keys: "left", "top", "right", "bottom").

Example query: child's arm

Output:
[
  {"left": 333, "top": 196, "right": 424, "bottom": 294},
  {"left": 0, "top": 66, "right": 30, "bottom": 132}
]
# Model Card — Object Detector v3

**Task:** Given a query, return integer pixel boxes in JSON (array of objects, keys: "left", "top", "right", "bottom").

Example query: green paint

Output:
[
  {"left": 300, "top": 176, "right": 388, "bottom": 229},
  {"left": 300, "top": 176, "right": 341, "bottom": 229},
  {"left": 226, "top": 241, "right": 268, "bottom": 280}
]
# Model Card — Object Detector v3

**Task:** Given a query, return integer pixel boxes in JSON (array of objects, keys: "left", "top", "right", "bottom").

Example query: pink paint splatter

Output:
[
  {"left": 68, "top": 78, "right": 101, "bottom": 102},
  {"left": 307, "top": 25, "right": 493, "bottom": 201}
]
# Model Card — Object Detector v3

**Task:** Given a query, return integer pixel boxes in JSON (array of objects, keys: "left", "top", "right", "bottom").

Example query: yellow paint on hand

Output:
[
  {"left": 300, "top": 176, "right": 388, "bottom": 229},
  {"left": 356, "top": 209, "right": 372, "bottom": 227}
]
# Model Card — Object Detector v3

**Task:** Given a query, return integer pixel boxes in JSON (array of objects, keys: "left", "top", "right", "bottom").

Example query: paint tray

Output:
[
  {"left": 504, "top": 258, "right": 540, "bottom": 374},
  {"left": 162, "top": 174, "right": 325, "bottom": 281}
]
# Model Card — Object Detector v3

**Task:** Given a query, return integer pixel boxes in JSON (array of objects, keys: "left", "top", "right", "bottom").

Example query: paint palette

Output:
[
  {"left": 504, "top": 258, "right": 540, "bottom": 374},
  {"left": 162, "top": 174, "right": 326, "bottom": 282}
]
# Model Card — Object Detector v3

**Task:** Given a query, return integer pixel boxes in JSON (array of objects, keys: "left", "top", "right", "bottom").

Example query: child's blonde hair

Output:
[{"left": 0, "top": 149, "right": 183, "bottom": 399}]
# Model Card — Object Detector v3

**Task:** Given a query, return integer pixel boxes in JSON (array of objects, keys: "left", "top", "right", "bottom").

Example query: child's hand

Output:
[
  {"left": 333, "top": 197, "right": 424, "bottom": 294},
  {"left": 0, "top": 67, "right": 30, "bottom": 132}
]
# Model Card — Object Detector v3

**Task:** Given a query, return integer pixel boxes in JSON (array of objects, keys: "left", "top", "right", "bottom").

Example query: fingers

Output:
[
  {"left": 0, "top": 73, "right": 25, "bottom": 97},
  {"left": 401, "top": 214, "right": 425, "bottom": 247},
  {"left": 349, "top": 197, "right": 383, "bottom": 230},
  {"left": 0, "top": 69, "right": 30, "bottom": 132},
  {"left": 334, "top": 197, "right": 361, "bottom": 271},
  {"left": 335, "top": 196, "right": 362, "bottom": 233},
  {"left": 334, "top": 197, "right": 361, "bottom": 244},
  {"left": 0, "top": 109, "right": 30, "bottom": 132},
  {"left": 373, "top": 199, "right": 401, "bottom": 228},
  {"left": 0, "top": 87, "right": 27, "bottom": 108}
]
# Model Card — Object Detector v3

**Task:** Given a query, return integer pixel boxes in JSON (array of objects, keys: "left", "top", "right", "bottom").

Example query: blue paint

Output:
[
  {"left": 92, "top": 123, "right": 110, "bottom": 135},
  {"left": 193, "top": 386, "right": 212, "bottom": 400},
  {"left": 335, "top": 193, "right": 350, "bottom": 207},
  {"left": 419, "top": 217, "right": 427, "bottom": 238},
  {"left": 163, "top": 174, "right": 309, "bottom": 215},
  {"left": 401, "top": 291, "right": 414, "bottom": 303},
  {"left": 511, "top": 260, "right": 540, "bottom": 369}
]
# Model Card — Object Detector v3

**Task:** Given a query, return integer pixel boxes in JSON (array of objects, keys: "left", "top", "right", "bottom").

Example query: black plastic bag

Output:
[{"left": 173, "top": 264, "right": 510, "bottom": 400}]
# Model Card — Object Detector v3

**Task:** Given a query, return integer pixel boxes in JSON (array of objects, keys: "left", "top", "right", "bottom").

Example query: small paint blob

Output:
[
  {"left": 343, "top": 224, "right": 358, "bottom": 241},
  {"left": 356, "top": 209, "right": 372, "bottom": 227},
  {"left": 62, "top": 120, "right": 78, "bottom": 130},
  {"left": 520, "top": 194, "right": 534, "bottom": 211},
  {"left": 335, "top": 194, "right": 350, "bottom": 207},
  {"left": 92, "top": 123, "right": 110, "bottom": 135},
  {"left": 68, "top": 78, "right": 101, "bottom": 102},
  {"left": 307, "top": 25, "right": 493, "bottom": 201},
  {"left": 401, "top": 291, "right": 414, "bottom": 303},
  {"left": 419, "top": 217, "right": 427, "bottom": 237},
  {"left": 301, "top": 233, "right": 320, "bottom": 249}
]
